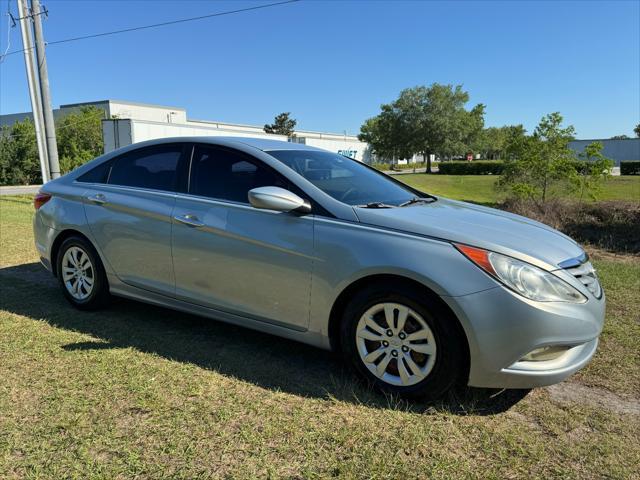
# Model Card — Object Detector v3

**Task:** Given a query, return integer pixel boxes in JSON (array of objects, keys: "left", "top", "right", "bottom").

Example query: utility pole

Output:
[
  {"left": 16, "top": 0, "right": 49, "bottom": 183},
  {"left": 30, "top": 0, "right": 60, "bottom": 179}
]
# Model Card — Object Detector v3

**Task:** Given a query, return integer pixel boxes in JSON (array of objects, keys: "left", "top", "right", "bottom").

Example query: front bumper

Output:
[{"left": 444, "top": 285, "right": 605, "bottom": 389}]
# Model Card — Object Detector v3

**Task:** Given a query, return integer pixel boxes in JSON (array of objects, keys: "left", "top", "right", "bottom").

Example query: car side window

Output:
[
  {"left": 76, "top": 159, "right": 114, "bottom": 184},
  {"left": 108, "top": 145, "right": 183, "bottom": 192},
  {"left": 189, "top": 145, "right": 288, "bottom": 203}
]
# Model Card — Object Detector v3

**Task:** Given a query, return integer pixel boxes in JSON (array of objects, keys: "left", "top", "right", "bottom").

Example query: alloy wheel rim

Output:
[
  {"left": 356, "top": 302, "right": 437, "bottom": 387},
  {"left": 62, "top": 246, "right": 94, "bottom": 301}
]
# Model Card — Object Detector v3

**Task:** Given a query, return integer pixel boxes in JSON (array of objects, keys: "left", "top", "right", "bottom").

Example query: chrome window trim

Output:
[{"left": 73, "top": 181, "right": 178, "bottom": 200}]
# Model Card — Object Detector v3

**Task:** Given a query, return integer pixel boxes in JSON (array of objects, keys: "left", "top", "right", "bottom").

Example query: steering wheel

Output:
[{"left": 340, "top": 187, "right": 358, "bottom": 202}]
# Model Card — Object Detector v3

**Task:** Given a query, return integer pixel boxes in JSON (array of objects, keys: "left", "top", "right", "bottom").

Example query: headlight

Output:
[{"left": 456, "top": 244, "right": 586, "bottom": 303}]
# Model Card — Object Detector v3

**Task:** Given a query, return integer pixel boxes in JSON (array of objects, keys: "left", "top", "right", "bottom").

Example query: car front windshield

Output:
[{"left": 268, "top": 150, "right": 416, "bottom": 206}]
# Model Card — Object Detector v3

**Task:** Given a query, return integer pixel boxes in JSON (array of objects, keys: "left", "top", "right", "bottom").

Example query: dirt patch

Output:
[
  {"left": 502, "top": 199, "right": 640, "bottom": 255},
  {"left": 546, "top": 382, "right": 640, "bottom": 415}
]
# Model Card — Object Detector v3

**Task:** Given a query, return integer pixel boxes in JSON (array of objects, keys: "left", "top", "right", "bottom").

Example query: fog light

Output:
[{"left": 521, "top": 345, "right": 571, "bottom": 362}]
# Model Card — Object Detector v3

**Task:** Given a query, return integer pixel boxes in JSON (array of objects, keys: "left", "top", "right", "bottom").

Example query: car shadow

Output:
[{"left": 0, "top": 262, "right": 529, "bottom": 416}]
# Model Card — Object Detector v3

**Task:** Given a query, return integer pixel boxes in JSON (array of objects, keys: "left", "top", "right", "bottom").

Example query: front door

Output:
[{"left": 171, "top": 144, "right": 314, "bottom": 330}]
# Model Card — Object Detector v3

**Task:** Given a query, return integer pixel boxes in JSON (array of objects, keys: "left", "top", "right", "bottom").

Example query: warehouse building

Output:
[
  {"left": 1, "top": 99, "right": 375, "bottom": 163},
  {"left": 568, "top": 138, "right": 640, "bottom": 167}
]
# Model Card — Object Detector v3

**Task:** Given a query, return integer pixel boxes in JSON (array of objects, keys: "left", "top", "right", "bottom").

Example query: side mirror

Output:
[{"left": 248, "top": 186, "right": 311, "bottom": 214}]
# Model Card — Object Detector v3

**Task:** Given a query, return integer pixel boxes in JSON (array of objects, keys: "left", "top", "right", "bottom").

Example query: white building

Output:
[{"left": 1, "top": 99, "right": 378, "bottom": 163}]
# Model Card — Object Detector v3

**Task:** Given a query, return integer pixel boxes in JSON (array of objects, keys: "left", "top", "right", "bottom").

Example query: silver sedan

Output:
[{"left": 32, "top": 137, "right": 605, "bottom": 398}]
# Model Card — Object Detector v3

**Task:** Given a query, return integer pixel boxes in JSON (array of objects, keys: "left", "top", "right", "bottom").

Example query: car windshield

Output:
[{"left": 268, "top": 150, "right": 417, "bottom": 206}]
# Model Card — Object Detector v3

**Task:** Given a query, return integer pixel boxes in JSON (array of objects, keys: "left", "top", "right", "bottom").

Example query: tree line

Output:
[
  {"left": 0, "top": 106, "right": 104, "bottom": 185},
  {"left": 357, "top": 83, "right": 624, "bottom": 204},
  {"left": 357, "top": 83, "right": 637, "bottom": 166}
]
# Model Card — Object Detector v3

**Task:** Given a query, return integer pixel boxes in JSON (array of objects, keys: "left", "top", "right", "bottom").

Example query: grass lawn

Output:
[
  {"left": 397, "top": 174, "right": 640, "bottom": 205},
  {"left": 1, "top": 194, "right": 639, "bottom": 479}
]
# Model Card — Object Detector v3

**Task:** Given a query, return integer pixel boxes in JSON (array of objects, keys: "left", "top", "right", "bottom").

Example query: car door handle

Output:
[
  {"left": 86, "top": 193, "right": 107, "bottom": 205},
  {"left": 174, "top": 214, "right": 204, "bottom": 228}
]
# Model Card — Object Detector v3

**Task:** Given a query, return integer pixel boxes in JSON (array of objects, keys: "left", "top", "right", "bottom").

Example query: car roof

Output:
[{"left": 134, "top": 136, "right": 324, "bottom": 153}]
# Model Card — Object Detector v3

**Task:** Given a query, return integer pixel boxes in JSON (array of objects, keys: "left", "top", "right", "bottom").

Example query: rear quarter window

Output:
[{"left": 76, "top": 159, "right": 113, "bottom": 183}]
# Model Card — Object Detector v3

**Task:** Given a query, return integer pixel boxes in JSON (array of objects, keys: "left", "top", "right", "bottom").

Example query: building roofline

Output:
[
  {"left": 60, "top": 99, "right": 186, "bottom": 111},
  {"left": 188, "top": 117, "right": 360, "bottom": 140},
  {"left": 187, "top": 118, "right": 265, "bottom": 129},
  {"left": 570, "top": 138, "right": 639, "bottom": 142}
]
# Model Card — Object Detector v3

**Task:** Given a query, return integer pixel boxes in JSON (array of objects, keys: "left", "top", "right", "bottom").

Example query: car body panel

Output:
[
  {"left": 354, "top": 198, "right": 584, "bottom": 271},
  {"left": 171, "top": 194, "right": 314, "bottom": 330},
  {"left": 33, "top": 136, "right": 606, "bottom": 390},
  {"left": 83, "top": 184, "right": 177, "bottom": 296},
  {"left": 443, "top": 285, "right": 605, "bottom": 387}
]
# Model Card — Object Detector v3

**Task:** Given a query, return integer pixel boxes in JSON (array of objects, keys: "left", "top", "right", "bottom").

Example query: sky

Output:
[{"left": 0, "top": 0, "right": 638, "bottom": 138}]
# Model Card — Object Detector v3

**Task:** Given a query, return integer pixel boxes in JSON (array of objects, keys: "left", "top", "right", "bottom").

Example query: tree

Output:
[
  {"left": 0, "top": 119, "right": 40, "bottom": 185},
  {"left": 502, "top": 125, "right": 528, "bottom": 160},
  {"left": 264, "top": 112, "right": 297, "bottom": 136},
  {"left": 359, "top": 83, "right": 484, "bottom": 172},
  {"left": 474, "top": 125, "right": 526, "bottom": 160},
  {"left": 499, "top": 112, "right": 577, "bottom": 205},
  {"left": 0, "top": 106, "right": 105, "bottom": 186},
  {"left": 574, "top": 141, "right": 614, "bottom": 202},
  {"left": 634, "top": 123, "right": 640, "bottom": 137},
  {"left": 611, "top": 135, "right": 629, "bottom": 140},
  {"left": 359, "top": 104, "right": 414, "bottom": 164},
  {"left": 56, "top": 106, "right": 105, "bottom": 173}
]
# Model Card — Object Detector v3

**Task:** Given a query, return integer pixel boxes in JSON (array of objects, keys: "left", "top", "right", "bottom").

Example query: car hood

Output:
[{"left": 354, "top": 198, "right": 583, "bottom": 270}]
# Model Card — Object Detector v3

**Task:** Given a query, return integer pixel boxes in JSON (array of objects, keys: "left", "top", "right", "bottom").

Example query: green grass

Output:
[
  {"left": 1, "top": 195, "right": 639, "bottom": 478},
  {"left": 396, "top": 175, "right": 640, "bottom": 205}
]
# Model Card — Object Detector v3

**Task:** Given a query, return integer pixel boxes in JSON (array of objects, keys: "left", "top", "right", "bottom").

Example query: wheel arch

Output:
[
  {"left": 327, "top": 274, "right": 470, "bottom": 381},
  {"left": 50, "top": 229, "right": 94, "bottom": 277}
]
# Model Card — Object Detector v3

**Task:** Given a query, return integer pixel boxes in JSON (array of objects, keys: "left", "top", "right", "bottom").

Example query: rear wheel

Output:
[
  {"left": 57, "top": 236, "right": 110, "bottom": 310},
  {"left": 340, "top": 285, "right": 465, "bottom": 399}
]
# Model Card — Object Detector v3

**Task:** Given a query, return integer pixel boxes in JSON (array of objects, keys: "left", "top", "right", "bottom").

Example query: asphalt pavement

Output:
[{"left": 0, "top": 185, "right": 41, "bottom": 196}]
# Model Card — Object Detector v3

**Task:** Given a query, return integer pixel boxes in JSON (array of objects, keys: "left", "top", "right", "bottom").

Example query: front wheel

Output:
[
  {"left": 340, "top": 285, "right": 465, "bottom": 399},
  {"left": 57, "top": 236, "right": 111, "bottom": 310}
]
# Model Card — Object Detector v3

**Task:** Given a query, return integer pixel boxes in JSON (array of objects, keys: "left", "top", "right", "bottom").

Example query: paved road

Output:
[{"left": 0, "top": 185, "right": 41, "bottom": 196}]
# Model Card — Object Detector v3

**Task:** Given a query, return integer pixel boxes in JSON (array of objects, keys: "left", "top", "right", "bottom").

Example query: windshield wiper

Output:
[
  {"left": 399, "top": 196, "right": 437, "bottom": 207},
  {"left": 355, "top": 202, "right": 395, "bottom": 209}
]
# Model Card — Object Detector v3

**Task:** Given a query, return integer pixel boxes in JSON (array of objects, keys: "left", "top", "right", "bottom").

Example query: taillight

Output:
[{"left": 34, "top": 192, "right": 52, "bottom": 210}]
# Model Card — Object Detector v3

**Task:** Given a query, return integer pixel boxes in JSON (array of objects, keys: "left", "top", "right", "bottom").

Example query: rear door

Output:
[
  {"left": 82, "top": 143, "right": 188, "bottom": 296},
  {"left": 171, "top": 144, "right": 315, "bottom": 330}
]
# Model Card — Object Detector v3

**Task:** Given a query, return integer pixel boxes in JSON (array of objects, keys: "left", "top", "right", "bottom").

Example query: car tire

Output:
[
  {"left": 56, "top": 235, "right": 111, "bottom": 311},
  {"left": 340, "top": 284, "right": 465, "bottom": 399}
]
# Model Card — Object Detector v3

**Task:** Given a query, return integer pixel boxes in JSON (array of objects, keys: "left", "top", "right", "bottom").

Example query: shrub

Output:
[
  {"left": 371, "top": 162, "right": 423, "bottom": 171},
  {"left": 620, "top": 161, "right": 640, "bottom": 175},
  {"left": 502, "top": 198, "right": 640, "bottom": 254},
  {"left": 371, "top": 163, "right": 390, "bottom": 171},
  {"left": 438, "top": 161, "right": 504, "bottom": 175}
]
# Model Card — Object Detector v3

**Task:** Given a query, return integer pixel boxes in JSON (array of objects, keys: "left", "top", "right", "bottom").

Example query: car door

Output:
[
  {"left": 171, "top": 144, "right": 314, "bottom": 330},
  {"left": 82, "top": 143, "right": 188, "bottom": 296}
]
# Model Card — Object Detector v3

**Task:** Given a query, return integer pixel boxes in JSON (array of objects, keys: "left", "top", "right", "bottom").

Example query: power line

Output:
[
  {"left": 0, "top": 0, "right": 300, "bottom": 60},
  {"left": 0, "top": 0, "right": 13, "bottom": 63}
]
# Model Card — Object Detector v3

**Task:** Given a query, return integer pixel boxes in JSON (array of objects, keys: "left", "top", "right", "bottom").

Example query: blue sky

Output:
[{"left": 1, "top": 0, "right": 638, "bottom": 138}]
